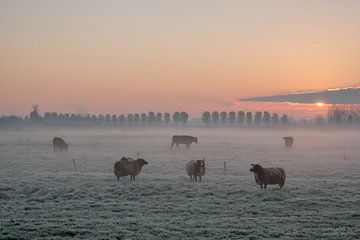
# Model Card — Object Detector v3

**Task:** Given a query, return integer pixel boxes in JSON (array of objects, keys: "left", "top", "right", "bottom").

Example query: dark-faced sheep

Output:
[
  {"left": 186, "top": 159, "right": 205, "bottom": 182},
  {"left": 283, "top": 136, "right": 294, "bottom": 150},
  {"left": 250, "top": 164, "right": 286, "bottom": 189},
  {"left": 52, "top": 137, "right": 69, "bottom": 152},
  {"left": 114, "top": 157, "right": 148, "bottom": 181}
]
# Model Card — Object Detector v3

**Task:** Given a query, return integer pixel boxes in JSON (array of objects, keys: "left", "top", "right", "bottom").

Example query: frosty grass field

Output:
[{"left": 0, "top": 127, "right": 359, "bottom": 239}]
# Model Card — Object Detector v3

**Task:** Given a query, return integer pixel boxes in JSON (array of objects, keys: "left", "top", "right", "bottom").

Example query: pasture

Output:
[{"left": 0, "top": 127, "right": 359, "bottom": 239}]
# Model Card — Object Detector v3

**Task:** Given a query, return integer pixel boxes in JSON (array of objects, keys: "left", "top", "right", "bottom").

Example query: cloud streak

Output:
[{"left": 239, "top": 87, "right": 360, "bottom": 104}]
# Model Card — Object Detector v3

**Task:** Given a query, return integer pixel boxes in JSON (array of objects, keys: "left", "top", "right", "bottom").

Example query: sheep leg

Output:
[
  {"left": 176, "top": 143, "right": 179, "bottom": 149},
  {"left": 199, "top": 176, "right": 201, "bottom": 182},
  {"left": 186, "top": 144, "right": 190, "bottom": 149},
  {"left": 170, "top": 142, "right": 174, "bottom": 149}
]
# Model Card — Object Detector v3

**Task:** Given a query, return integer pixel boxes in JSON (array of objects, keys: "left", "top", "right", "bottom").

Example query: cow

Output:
[
  {"left": 114, "top": 157, "right": 148, "bottom": 181},
  {"left": 171, "top": 135, "right": 198, "bottom": 149},
  {"left": 186, "top": 159, "right": 205, "bottom": 182},
  {"left": 283, "top": 136, "right": 294, "bottom": 150},
  {"left": 52, "top": 137, "right": 69, "bottom": 152},
  {"left": 250, "top": 164, "right": 286, "bottom": 189}
]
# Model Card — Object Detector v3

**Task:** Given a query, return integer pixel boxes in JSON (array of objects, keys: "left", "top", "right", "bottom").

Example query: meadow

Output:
[{"left": 0, "top": 127, "right": 359, "bottom": 239}]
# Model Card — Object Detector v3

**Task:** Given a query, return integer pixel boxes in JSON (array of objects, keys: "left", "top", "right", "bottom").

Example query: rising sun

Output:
[{"left": 316, "top": 102, "right": 325, "bottom": 107}]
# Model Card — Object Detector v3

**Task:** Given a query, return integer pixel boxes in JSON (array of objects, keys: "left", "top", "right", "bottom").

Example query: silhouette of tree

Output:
[
  {"left": 202, "top": 111, "right": 211, "bottom": 125},
  {"left": 127, "top": 114, "right": 134, "bottom": 124},
  {"left": 105, "top": 114, "right": 111, "bottom": 123},
  {"left": 180, "top": 112, "right": 189, "bottom": 124},
  {"left": 148, "top": 112, "right": 155, "bottom": 123},
  {"left": 118, "top": 114, "right": 125, "bottom": 124},
  {"left": 237, "top": 111, "right": 245, "bottom": 124},
  {"left": 271, "top": 113, "right": 279, "bottom": 125},
  {"left": 58, "top": 113, "right": 65, "bottom": 121},
  {"left": 134, "top": 113, "right": 140, "bottom": 124},
  {"left": 141, "top": 113, "right": 147, "bottom": 124},
  {"left": 263, "top": 111, "right": 271, "bottom": 125},
  {"left": 71, "top": 113, "right": 77, "bottom": 121},
  {"left": 44, "top": 112, "right": 51, "bottom": 120},
  {"left": 327, "top": 105, "right": 346, "bottom": 124},
  {"left": 51, "top": 112, "right": 58, "bottom": 120},
  {"left": 280, "top": 114, "right": 289, "bottom": 125},
  {"left": 254, "top": 112, "right": 262, "bottom": 125},
  {"left": 164, "top": 113, "right": 171, "bottom": 124},
  {"left": 64, "top": 113, "right": 70, "bottom": 121},
  {"left": 91, "top": 114, "right": 97, "bottom": 123},
  {"left": 172, "top": 112, "right": 181, "bottom": 124},
  {"left": 211, "top": 111, "right": 219, "bottom": 124},
  {"left": 220, "top": 111, "right": 228, "bottom": 124},
  {"left": 29, "top": 105, "right": 41, "bottom": 122},
  {"left": 112, "top": 114, "right": 117, "bottom": 123},
  {"left": 246, "top": 112, "right": 253, "bottom": 125},
  {"left": 228, "top": 112, "right": 236, "bottom": 124},
  {"left": 156, "top": 113, "right": 163, "bottom": 123}
]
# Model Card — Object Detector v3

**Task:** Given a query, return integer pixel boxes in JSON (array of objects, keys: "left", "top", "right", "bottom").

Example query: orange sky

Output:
[{"left": 1, "top": 1, "right": 359, "bottom": 118}]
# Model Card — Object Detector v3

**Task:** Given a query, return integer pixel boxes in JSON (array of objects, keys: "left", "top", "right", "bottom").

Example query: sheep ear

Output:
[{"left": 251, "top": 164, "right": 254, "bottom": 166}]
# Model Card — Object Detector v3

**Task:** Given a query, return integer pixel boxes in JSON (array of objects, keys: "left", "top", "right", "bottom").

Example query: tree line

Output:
[
  {"left": 326, "top": 105, "right": 360, "bottom": 124},
  {"left": 201, "top": 111, "right": 289, "bottom": 126},
  {"left": 26, "top": 105, "right": 190, "bottom": 125}
]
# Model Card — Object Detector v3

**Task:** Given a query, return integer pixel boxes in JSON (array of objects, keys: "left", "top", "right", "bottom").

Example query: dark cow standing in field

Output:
[
  {"left": 186, "top": 159, "right": 205, "bottom": 182},
  {"left": 114, "top": 157, "right": 148, "bottom": 181},
  {"left": 250, "top": 164, "right": 286, "bottom": 189},
  {"left": 283, "top": 136, "right": 294, "bottom": 150},
  {"left": 52, "top": 137, "right": 69, "bottom": 152},
  {"left": 171, "top": 135, "right": 198, "bottom": 149}
]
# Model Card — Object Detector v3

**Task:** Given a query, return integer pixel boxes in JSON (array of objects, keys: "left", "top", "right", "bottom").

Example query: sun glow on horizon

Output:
[{"left": 316, "top": 102, "right": 325, "bottom": 107}]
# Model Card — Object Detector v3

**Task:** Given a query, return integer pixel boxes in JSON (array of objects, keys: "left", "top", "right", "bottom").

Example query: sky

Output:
[{"left": 1, "top": 0, "right": 360, "bottom": 118}]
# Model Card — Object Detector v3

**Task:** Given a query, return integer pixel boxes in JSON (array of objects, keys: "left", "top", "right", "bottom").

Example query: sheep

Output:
[
  {"left": 186, "top": 159, "right": 205, "bottom": 182},
  {"left": 250, "top": 164, "right": 286, "bottom": 189},
  {"left": 114, "top": 157, "right": 148, "bottom": 181},
  {"left": 52, "top": 137, "right": 69, "bottom": 152}
]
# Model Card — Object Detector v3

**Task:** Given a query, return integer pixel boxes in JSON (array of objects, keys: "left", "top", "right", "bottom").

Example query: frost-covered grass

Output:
[{"left": 0, "top": 127, "right": 359, "bottom": 239}]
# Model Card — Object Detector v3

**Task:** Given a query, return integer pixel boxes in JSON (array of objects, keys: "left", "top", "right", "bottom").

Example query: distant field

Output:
[{"left": 1, "top": 127, "right": 359, "bottom": 239}]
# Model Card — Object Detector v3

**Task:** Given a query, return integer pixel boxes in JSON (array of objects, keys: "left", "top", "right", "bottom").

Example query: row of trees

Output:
[
  {"left": 201, "top": 111, "right": 289, "bottom": 125},
  {"left": 29, "top": 106, "right": 190, "bottom": 125},
  {"left": 42, "top": 112, "right": 189, "bottom": 125},
  {"left": 327, "top": 105, "right": 360, "bottom": 124}
]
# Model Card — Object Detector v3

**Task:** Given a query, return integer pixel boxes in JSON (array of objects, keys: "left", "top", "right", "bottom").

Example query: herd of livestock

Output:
[{"left": 52, "top": 135, "right": 294, "bottom": 189}]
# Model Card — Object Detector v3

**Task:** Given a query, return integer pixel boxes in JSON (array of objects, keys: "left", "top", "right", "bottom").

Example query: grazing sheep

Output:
[
  {"left": 171, "top": 135, "right": 198, "bottom": 149},
  {"left": 114, "top": 157, "right": 148, "bottom": 181},
  {"left": 283, "top": 136, "right": 294, "bottom": 150},
  {"left": 250, "top": 164, "right": 286, "bottom": 189},
  {"left": 186, "top": 159, "right": 205, "bottom": 182},
  {"left": 52, "top": 137, "right": 69, "bottom": 152}
]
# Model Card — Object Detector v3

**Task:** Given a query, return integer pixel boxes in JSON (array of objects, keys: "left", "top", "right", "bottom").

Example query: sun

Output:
[{"left": 316, "top": 102, "right": 325, "bottom": 107}]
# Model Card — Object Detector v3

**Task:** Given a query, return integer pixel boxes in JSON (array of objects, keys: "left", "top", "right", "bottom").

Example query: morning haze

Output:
[{"left": 1, "top": 1, "right": 360, "bottom": 240}]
